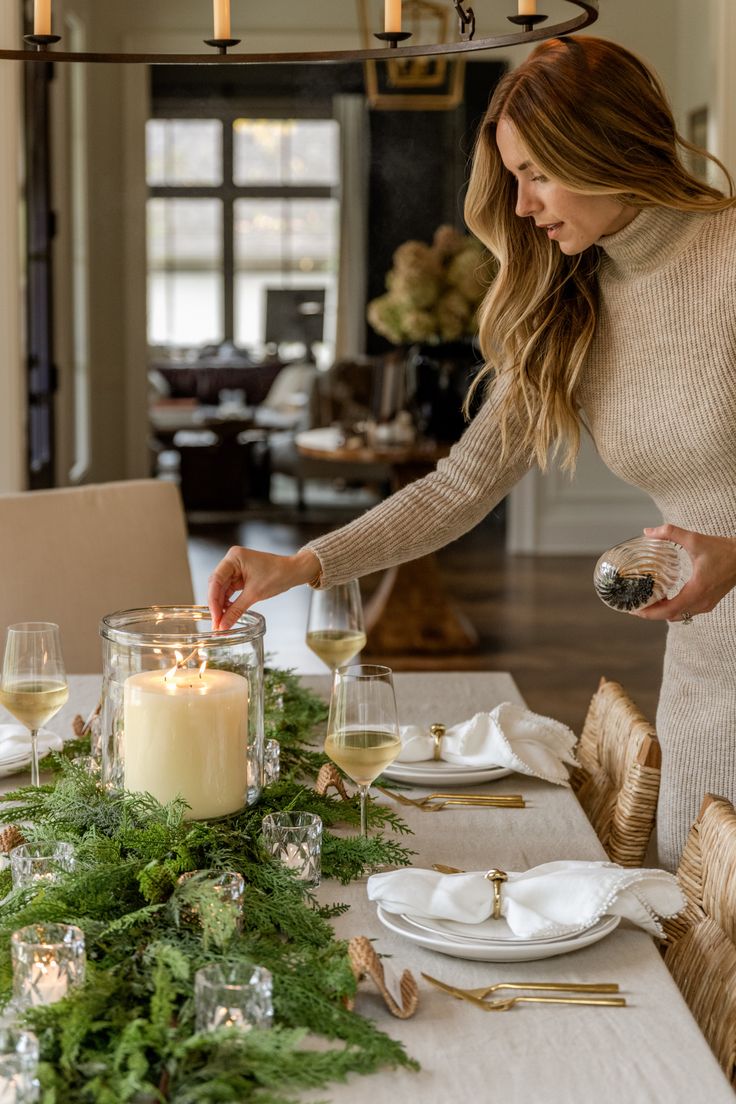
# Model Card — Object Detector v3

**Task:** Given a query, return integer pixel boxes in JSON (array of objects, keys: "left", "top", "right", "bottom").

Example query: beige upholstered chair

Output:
[
  {"left": 571, "top": 676, "right": 661, "bottom": 867},
  {"left": 0, "top": 480, "right": 193, "bottom": 672},
  {"left": 664, "top": 795, "right": 736, "bottom": 1084}
]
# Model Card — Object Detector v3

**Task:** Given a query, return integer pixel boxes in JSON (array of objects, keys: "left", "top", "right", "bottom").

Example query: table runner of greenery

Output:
[{"left": 0, "top": 669, "right": 416, "bottom": 1103}]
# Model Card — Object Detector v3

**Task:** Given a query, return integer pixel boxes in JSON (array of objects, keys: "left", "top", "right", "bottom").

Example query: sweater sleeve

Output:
[{"left": 304, "top": 390, "right": 533, "bottom": 587}]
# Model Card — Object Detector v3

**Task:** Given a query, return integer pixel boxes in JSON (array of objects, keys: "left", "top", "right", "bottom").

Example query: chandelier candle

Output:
[
  {"left": 34, "top": 0, "right": 51, "bottom": 35},
  {"left": 123, "top": 660, "right": 248, "bottom": 820},
  {"left": 213, "top": 0, "right": 231, "bottom": 40},
  {"left": 385, "top": 0, "right": 401, "bottom": 33}
]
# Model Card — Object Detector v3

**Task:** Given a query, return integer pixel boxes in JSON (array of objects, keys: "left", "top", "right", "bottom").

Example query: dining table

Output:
[{"left": 1, "top": 670, "right": 732, "bottom": 1104}]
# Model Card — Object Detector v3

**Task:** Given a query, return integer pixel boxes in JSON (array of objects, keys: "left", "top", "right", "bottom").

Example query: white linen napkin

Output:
[
  {"left": 367, "top": 861, "right": 685, "bottom": 939},
  {"left": 0, "top": 724, "right": 63, "bottom": 764},
  {"left": 397, "top": 702, "right": 577, "bottom": 785}
]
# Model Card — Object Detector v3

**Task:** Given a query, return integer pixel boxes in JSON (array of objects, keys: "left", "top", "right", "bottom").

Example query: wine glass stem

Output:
[
  {"left": 30, "top": 728, "right": 40, "bottom": 787},
  {"left": 359, "top": 785, "right": 369, "bottom": 837}
]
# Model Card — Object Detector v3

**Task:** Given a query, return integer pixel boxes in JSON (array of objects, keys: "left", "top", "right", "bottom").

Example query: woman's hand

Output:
[
  {"left": 633, "top": 524, "right": 736, "bottom": 623},
  {"left": 208, "top": 546, "right": 321, "bottom": 630}
]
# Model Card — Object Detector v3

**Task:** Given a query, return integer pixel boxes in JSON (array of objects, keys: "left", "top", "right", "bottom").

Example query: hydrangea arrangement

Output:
[{"left": 367, "top": 224, "right": 492, "bottom": 345}]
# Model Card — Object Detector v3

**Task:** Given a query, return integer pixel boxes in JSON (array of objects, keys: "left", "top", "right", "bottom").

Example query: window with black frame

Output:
[{"left": 145, "top": 111, "right": 339, "bottom": 358}]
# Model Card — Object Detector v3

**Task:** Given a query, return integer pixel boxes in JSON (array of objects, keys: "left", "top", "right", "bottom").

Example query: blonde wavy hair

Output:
[{"left": 464, "top": 35, "right": 735, "bottom": 471}]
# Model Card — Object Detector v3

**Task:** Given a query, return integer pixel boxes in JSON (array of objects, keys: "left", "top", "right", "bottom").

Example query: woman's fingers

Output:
[
  {"left": 208, "top": 546, "right": 323, "bottom": 630},
  {"left": 208, "top": 547, "right": 246, "bottom": 629},
  {"left": 635, "top": 526, "right": 736, "bottom": 621}
]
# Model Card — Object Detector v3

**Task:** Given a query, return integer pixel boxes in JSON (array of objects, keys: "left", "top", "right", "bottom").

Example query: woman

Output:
[{"left": 209, "top": 36, "right": 736, "bottom": 870}]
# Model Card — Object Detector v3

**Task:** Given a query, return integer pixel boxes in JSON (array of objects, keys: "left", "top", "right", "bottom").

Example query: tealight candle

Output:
[
  {"left": 0, "top": 1024, "right": 39, "bottom": 1104},
  {"left": 11, "top": 923, "right": 86, "bottom": 1009},
  {"left": 194, "top": 962, "right": 273, "bottom": 1033},
  {"left": 27, "top": 958, "right": 68, "bottom": 1006},
  {"left": 123, "top": 664, "right": 249, "bottom": 820},
  {"left": 176, "top": 869, "right": 244, "bottom": 932},
  {"left": 261, "top": 812, "right": 322, "bottom": 887}
]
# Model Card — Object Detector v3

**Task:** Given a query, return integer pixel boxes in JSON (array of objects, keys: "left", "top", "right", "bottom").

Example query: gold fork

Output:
[
  {"left": 374, "top": 786, "right": 524, "bottom": 810},
  {"left": 421, "top": 972, "right": 620, "bottom": 998},
  {"left": 373, "top": 786, "right": 447, "bottom": 811},
  {"left": 427, "top": 793, "right": 525, "bottom": 808},
  {"left": 457, "top": 993, "right": 625, "bottom": 1012},
  {"left": 422, "top": 974, "right": 625, "bottom": 1011}
]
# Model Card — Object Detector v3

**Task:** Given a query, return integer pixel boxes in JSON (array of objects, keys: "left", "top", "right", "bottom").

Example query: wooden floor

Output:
[{"left": 188, "top": 503, "right": 667, "bottom": 736}]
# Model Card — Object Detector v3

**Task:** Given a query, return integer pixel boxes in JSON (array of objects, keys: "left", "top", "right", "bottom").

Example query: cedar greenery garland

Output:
[{"left": 0, "top": 668, "right": 417, "bottom": 1103}]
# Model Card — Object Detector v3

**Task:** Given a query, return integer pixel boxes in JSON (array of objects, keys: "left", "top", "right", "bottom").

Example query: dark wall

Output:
[{"left": 365, "top": 60, "right": 504, "bottom": 353}]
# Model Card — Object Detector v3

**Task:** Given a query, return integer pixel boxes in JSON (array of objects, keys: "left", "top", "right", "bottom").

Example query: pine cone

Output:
[
  {"left": 314, "top": 763, "right": 350, "bottom": 801},
  {"left": 0, "top": 825, "right": 26, "bottom": 853},
  {"left": 72, "top": 714, "right": 85, "bottom": 737}
]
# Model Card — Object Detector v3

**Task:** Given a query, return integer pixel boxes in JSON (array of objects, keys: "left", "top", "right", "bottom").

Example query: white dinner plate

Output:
[
  {"left": 376, "top": 905, "right": 620, "bottom": 962},
  {"left": 381, "top": 760, "right": 513, "bottom": 786}
]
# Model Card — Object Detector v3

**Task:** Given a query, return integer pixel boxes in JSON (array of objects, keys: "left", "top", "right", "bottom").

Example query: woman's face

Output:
[{"left": 495, "top": 117, "right": 638, "bottom": 254}]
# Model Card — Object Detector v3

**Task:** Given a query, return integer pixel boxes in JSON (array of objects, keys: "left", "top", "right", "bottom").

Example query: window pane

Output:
[
  {"left": 233, "top": 198, "right": 339, "bottom": 272},
  {"left": 148, "top": 273, "right": 223, "bottom": 346},
  {"left": 233, "top": 120, "right": 339, "bottom": 186},
  {"left": 147, "top": 198, "right": 223, "bottom": 345},
  {"left": 234, "top": 198, "right": 339, "bottom": 348},
  {"left": 146, "top": 119, "right": 222, "bottom": 186}
]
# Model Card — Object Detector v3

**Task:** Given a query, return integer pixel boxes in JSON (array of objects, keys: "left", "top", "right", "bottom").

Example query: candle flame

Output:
[
  {"left": 198, "top": 659, "right": 207, "bottom": 678},
  {"left": 164, "top": 649, "right": 186, "bottom": 682}
]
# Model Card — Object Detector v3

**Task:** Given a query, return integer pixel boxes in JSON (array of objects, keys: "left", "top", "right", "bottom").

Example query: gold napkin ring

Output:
[
  {"left": 485, "top": 868, "right": 508, "bottom": 919},
  {"left": 430, "top": 723, "right": 446, "bottom": 761}
]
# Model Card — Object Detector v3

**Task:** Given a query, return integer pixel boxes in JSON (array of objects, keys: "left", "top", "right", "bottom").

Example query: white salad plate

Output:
[{"left": 381, "top": 760, "right": 513, "bottom": 786}]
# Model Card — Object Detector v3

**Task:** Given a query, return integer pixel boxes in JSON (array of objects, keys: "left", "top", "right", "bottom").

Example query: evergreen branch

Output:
[{"left": 0, "top": 668, "right": 418, "bottom": 1102}]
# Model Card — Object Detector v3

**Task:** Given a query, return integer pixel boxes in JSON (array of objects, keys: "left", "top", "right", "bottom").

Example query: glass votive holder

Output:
[
  {"left": 261, "top": 811, "right": 322, "bottom": 887},
  {"left": 11, "top": 923, "right": 86, "bottom": 1008},
  {"left": 194, "top": 961, "right": 273, "bottom": 1033},
  {"left": 263, "top": 739, "right": 280, "bottom": 785},
  {"left": 0, "top": 1023, "right": 40, "bottom": 1103},
  {"left": 176, "top": 870, "right": 245, "bottom": 931},
  {"left": 10, "top": 842, "right": 76, "bottom": 890}
]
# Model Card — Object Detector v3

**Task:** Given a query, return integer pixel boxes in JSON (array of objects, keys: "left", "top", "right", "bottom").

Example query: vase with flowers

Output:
[{"left": 366, "top": 225, "right": 495, "bottom": 442}]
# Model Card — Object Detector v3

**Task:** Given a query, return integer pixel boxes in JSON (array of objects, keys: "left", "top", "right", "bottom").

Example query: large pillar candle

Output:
[
  {"left": 34, "top": 0, "right": 51, "bottom": 35},
  {"left": 123, "top": 666, "right": 248, "bottom": 820},
  {"left": 213, "top": 0, "right": 231, "bottom": 39}
]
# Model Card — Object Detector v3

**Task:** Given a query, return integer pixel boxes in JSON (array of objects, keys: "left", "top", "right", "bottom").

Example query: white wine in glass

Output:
[
  {"left": 306, "top": 580, "right": 366, "bottom": 673},
  {"left": 0, "top": 622, "right": 69, "bottom": 786},
  {"left": 325, "top": 665, "right": 401, "bottom": 837}
]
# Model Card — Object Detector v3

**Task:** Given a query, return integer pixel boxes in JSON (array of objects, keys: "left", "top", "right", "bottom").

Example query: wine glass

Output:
[
  {"left": 306, "top": 580, "right": 366, "bottom": 673},
  {"left": 324, "top": 664, "right": 401, "bottom": 837},
  {"left": 0, "top": 623, "right": 69, "bottom": 786}
]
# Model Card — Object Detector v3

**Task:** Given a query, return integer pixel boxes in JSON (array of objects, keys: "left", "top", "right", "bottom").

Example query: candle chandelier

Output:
[{"left": 2, "top": 1, "right": 598, "bottom": 64}]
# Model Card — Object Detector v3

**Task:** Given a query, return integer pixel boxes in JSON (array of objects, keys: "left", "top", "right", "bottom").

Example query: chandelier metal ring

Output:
[{"left": 0, "top": 1, "right": 597, "bottom": 65}]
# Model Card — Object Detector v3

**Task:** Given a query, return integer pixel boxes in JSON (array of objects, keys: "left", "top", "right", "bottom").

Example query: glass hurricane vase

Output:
[{"left": 99, "top": 606, "right": 265, "bottom": 819}]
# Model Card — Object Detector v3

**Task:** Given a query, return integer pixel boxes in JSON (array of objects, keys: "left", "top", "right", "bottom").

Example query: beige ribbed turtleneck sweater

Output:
[{"left": 308, "top": 205, "right": 736, "bottom": 870}]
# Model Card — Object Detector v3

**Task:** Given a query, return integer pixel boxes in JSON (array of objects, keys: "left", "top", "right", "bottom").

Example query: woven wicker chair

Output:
[
  {"left": 664, "top": 794, "right": 736, "bottom": 1084},
  {"left": 571, "top": 676, "right": 661, "bottom": 866}
]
